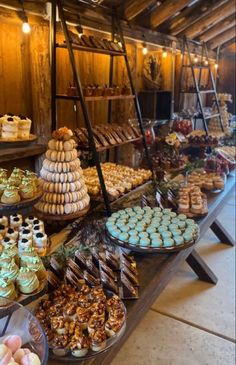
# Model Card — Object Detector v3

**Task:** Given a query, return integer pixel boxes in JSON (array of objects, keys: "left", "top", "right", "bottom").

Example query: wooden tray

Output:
[
  {"left": 0, "top": 190, "right": 43, "bottom": 213},
  {"left": 0, "top": 134, "right": 37, "bottom": 148},
  {"left": 106, "top": 229, "right": 200, "bottom": 254},
  {"left": 34, "top": 204, "right": 90, "bottom": 221}
]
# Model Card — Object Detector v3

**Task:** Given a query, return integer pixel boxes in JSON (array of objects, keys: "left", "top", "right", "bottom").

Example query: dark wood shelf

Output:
[
  {"left": 180, "top": 90, "right": 215, "bottom": 94},
  {"left": 78, "top": 136, "right": 142, "bottom": 152},
  {"left": 0, "top": 145, "right": 46, "bottom": 163},
  {"left": 183, "top": 65, "right": 210, "bottom": 69},
  {"left": 56, "top": 94, "right": 135, "bottom": 102},
  {"left": 56, "top": 43, "right": 126, "bottom": 56}
]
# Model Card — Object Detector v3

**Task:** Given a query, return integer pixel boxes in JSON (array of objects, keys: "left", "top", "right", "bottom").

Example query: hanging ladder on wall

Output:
[
  {"left": 50, "top": 0, "right": 153, "bottom": 216},
  {"left": 179, "top": 36, "right": 224, "bottom": 135}
]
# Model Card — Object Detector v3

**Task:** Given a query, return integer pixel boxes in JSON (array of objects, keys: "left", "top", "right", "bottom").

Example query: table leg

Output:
[
  {"left": 210, "top": 219, "right": 235, "bottom": 246},
  {"left": 186, "top": 249, "right": 218, "bottom": 284}
]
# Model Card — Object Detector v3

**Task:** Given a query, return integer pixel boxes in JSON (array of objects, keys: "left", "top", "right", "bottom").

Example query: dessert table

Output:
[{"left": 48, "top": 173, "right": 235, "bottom": 365}]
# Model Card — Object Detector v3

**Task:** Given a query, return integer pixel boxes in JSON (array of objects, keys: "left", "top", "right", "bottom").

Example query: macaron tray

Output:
[
  {"left": 106, "top": 206, "right": 200, "bottom": 253},
  {"left": 35, "top": 284, "right": 126, "bottom": 361}
]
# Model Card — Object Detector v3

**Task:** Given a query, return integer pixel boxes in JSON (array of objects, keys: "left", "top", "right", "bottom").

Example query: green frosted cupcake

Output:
[{"left": 0, "top": 259, "right": 19, "bottom": 282}]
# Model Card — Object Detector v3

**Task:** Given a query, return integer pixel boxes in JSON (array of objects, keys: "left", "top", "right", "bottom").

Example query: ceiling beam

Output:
[
  {"left": 124, "top": 0, "right": 157, "bottom": 21},
  {"left": 220, "top": 36, "right": 236, "bottom": 50},
  {"left": 150, "top": 0, "right": 191, "bottom": 29},
  {"left": 183, "top": 0, "right": 235, "bottom": 39},
  {"left": 0, "top": 0, "right": 46, "bottom": 15},
  {"left": 208, "top": 26, "right": 236, "bottom": 49},
  {"left": 199, "top": 13, "right": 236, "bottom": 42},
  {"left": 169, "top": 0, "right": 228, "bottom": 36}
]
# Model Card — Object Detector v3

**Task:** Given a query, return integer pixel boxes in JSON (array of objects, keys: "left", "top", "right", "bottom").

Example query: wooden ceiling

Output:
[{"left": 0, "top": 0, "right": 235, "bottom": 51}]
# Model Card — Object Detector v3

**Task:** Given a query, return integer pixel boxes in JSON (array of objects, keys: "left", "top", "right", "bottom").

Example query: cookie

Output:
[
  {"left": 48, "top": 139, "right": 57, "bottom": 150},
  {"left": 63, "top": 140, "right": 75, "bottom": 151},
  {"left": 56, "top": 141, "right": 63, "bottom": 151},
  {"left": 65, "top": 192, "right": 72, "bottom": 203},
  {"left": 64, "top": 203, "right": 72, "bottom": 214}
]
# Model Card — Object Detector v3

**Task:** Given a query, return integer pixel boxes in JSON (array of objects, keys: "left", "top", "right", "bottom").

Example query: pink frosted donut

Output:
[
  {"left": 20, "top": 353, "right": 41, "bottom": 365},
  {"left": 3, "top": 336, "right": 22, "bottom": 354},
  {"left": 0, "top": 344, "right": 12, "bottom": 365},
  {"left": 13, "top": 349, "right": 31, "bottom": 363}
]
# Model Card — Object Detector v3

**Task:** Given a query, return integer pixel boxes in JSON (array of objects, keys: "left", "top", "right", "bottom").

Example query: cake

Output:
[{"left": 35, "top": 127, "right": 90, "bottom": 215}]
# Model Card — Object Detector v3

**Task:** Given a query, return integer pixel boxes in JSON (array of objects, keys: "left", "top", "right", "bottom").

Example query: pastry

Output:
[
  {"left": 0, "top": 259, "right": 19, "bottom": 282},
  {"left": 1, "top": 117, "right": 18, "bottom": 139},
  {"left": 16, "top": 267, "right": 39, "bottom": 294},
  {"left": 18, "top": 115, "right": 32, "bottom": 139},
  {"left": 1, "top": 185, "right": 21, "bottom": 204},
  {"left": 70, "top": 332, "right": 90, "bottom": 357},
  {"left": 0, "top": 278, "right": 17, "bottom": 305}
]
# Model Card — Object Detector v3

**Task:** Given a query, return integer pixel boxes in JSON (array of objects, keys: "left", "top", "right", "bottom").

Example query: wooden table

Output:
[{"left": 48, "top": 173, "right": 235, "bottom": 365}]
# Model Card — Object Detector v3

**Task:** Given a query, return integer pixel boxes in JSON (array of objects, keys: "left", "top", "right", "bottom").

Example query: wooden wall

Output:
[{"left": 218, "top": 52, "right": 236, "bottom": 114}]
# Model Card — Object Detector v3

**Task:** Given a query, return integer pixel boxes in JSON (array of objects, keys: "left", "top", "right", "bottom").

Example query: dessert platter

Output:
[
  {"left": 106, "top": 206, "right": 200, "bottom": 253},
  {"left": 0, "top": 214, "right": 48, "bottom": 313},
  {"left": 0, "top": 113, "right": 37, "bottom": 146},
  {"left": 177, "top": 184, "right": 208, "bottom": 218},
  {"left": 0, "top": 168, "right": 42, "bottom": 212},
  {"left": 81, "top": 84, "right": 132, "bottom": 97},
  {"left": 187, "top": 169, "right": 226, "bottom": 193},
  {"left": 83, "top": 163, "right": 152, "bottom": 201},
  {"left": 35, "top": 127, "right": 90, "bottom": 220},
  {"left": 47, "top": 248, "right": 139, "bottom": 300},
  {"left": 35, "top": 284, "right": 126, "bottom": 361},
  {"left": 74, "top": 123, "right": 141, "bottom": 150}
]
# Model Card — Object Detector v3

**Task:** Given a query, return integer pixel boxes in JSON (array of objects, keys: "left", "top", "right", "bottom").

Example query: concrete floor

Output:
[{"left": 112, "top": 193, "right": 236, "bottom": 365}]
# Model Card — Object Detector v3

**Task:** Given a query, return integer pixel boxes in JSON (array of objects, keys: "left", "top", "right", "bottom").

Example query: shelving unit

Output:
[
  {"left": 78, "top": 136, "right": 142, "bottom": 152},
  {"left": 179, "top": 37, "right": 224, "bottom": 135},
  {"left": 0, "top": 145, "right": 46, "bottom": 164},
  {"left": 51, "top": 0, "right": 153, "bottom": 216}
]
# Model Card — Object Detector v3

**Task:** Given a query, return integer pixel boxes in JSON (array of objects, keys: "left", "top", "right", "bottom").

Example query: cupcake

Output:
[
  {"left": 25, "top": 216, "right": 37, "bottom": 225},
  {"left": 0, "top": 259, "right": 19, "bottom": 282},
  {"left": 25, "top": 256, "right": 46, "bottom": 280},
  {"left": 5, "top": 227, "right": 18, "bottom": 241},
  {"left": 33, "top": 232, "right": 48, "bottom": 255},
  {"left": 2, "top": 236, "right": 16, "bottom": 248},
  {"left": 70, "top": 332, "right": 90, "bottom": 357},
  {"left": 0, "top": 278, "right": 17, "bottom": 306},
  {"left": 8, "top": 168, "right": 24, "bottom": 187},
  {"left": 20, "top": 246, "right": 38, "bottom": 266},
  {"left": 89, "top": 329, "right": 106, "bottom": 352},
  {"left": 16, "top": 267, "right": 40, "bottom": 294},
  {"left": 1, "top": 185, "right": 20, "bottom": 204},
  {"left": 0, "top": 224, "right": 7, "bottom": 237},
  {"left": 10, "top": 214, "right": 23, "bottom": 229},
  {"left": 19, "top": 229, "right": 33, "bottom": 241},
  {"left": 19, "top": 222, "right": 32, "bottom": 232},
  {"left": 0, "top": 215, "right": 8, "bottom": 226},
  {"left": 19, "top": 179, "right": 35, "bottom": 200},
  {"left": 0, "top": 179, "right": 8, "bottom": 198},
  {"left": 18, "top": 238, "right": 33, "bottom": 253},
  {"left": 1, "top": 244, "right": 19, "bottom": 263}
]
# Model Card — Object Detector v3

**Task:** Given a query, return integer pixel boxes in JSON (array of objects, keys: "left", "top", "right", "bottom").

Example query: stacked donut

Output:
[{"left": 35, "top": 128, "right": 90, "bottom": 215}]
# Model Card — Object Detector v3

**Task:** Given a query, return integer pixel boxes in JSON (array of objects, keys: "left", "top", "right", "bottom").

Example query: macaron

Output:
[
  {"left": 153, "top": 207, "right": 161, "bottom": 212},
  {"left": 146, "top": 226, "right": 156, "bottom": 234},
  {"left": 183, "top": 233, "right": 193, "bottom": 242},
  {"left": 20, "top": 353, "right": 41, "bottom": 365},
  {"left": 3, "top": 335, "right": 22, "bottom": 354},
  {"left": 186, "top": 219, "right": 195, "bottom": 225},
  {"left": 161, "top": 231, "right": 172, "bottom": 239},
  {"left": 118, "top": 232, "right": 129, "bottom": 242},
  {"left": 178, "top": 221, "right": 186, "bottom": 229},
  {"left": 119, "top": 214, "right": 129, "bottom": 220},
  {"left": 128, "top": 235, "right": 140, "bottom": 246},
  {"left": 129, "top": 230, "right": 138, "bottom": 236},
  {"left": 161, "top": 220, "right": 170, "bottom": 227},
  {"left": 120, "top": 225, "right": 129, "bottom": 233},
  {"left": 153, "top": 212, "right": 163, "bottom": 217},
  {"left": 172, "top": 229, "right": 182, "bottom": 237},
  {"left": 111, "top": 229, "right": 121, "bottom": 238},
  {"left": 163, "top": 238, "right": 174, "bottom": 247},
  {"left": 128, "top": 211, "right": 136, "bottom": 217},
  {"left": 143, "top": 206, "right": 152, "bottom": 213},
  {"left": 169, "top": 212, "right": 177, "bottom": 218},
  {"left": 140, "top": 237, "right": 150, "bottom": 247},
  {"left": 116, "top": 220, "right": 127, "bottom": 229},
  {"left": 127, "top": 222, "right": 136, "bottom": 229},
  {"left": 106, "top": 221, "right": 116, "bottom": 230},
  {"left": 125, "top": 208, "right": 133, "bottom": 213},
  {"left": 158, "top": 226, "right": 168, "bottom": 233},
  {"left": 135, "top": 215, "right": 143, "bottom": 221},
  {"left": 171, "top": 218, "right": 180, "bottom": 224},
  {"left": 169, "top": 224, "right": 178, "bottom": 231},
  {"left": 136, "top": 225, "right": 145, "bottom": 233},
  {"left": 178, "top": 214, "right": 187, "bottom": 220},
  {"left": 174, "top": 236, "right": 184, "bottom": 245},
  {"left": 13, "top": 349, "right": 31, "bottom": 363},
  {"left": 139, "top": 232, "right": 149, "bottom": 239},
  {"left": 151, "top": 238, "right": 163, "bottom": 247},
  {"left": 111, "top": 212, "right": 120, "bottom": 219},
  {"left": 150, "top": 232, "right": 161, "bottom": 239},
  {"left": 163, "top": 208, "right": 171, "bottom": 214},
  {"left": 107, "top": 217, "right": 116, "bottom": 223},
  {"left": 149, "top": 222, "right": 160, "bottom": 228},
  {"left": 129, "top": 218, "right": 138, "bottom": 224},
  {"left": 133, "top": 206, "right": 143, "bottom": 213}
]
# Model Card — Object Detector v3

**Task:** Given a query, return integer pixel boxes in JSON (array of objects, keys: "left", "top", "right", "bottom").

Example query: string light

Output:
[
  {"left": 142, "top": 42, "right": 148, "bottom": 55},
  {"left": 162, "top": 48, "right": 167, "bottom": 58},
  {"left": 204, "top": 59, "right": 209, "bottom": 66},
  {"left": 22, "top": 19, "right": 31, "bottom": 34},
  {"left": 194, "top": 54, "right": 198, "bottom": 63},
  {"left": 214, "top": 63, "right": 219, "bottom": 69}
]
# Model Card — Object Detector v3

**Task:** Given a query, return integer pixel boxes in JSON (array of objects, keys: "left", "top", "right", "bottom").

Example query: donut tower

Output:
[{"left": 35, "top": 127, "right": 90, "bottom": 216}]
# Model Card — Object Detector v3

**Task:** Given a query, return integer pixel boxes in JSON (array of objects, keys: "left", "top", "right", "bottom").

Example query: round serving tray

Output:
[
  {"left": 0, "top": 190, "right": 43, "bottom": 213},
  {"left": 46, "top": 290, "right": 126, "bottom": 362},
  {"left": 34, "top": 204, "right": 90, "bottom": 221},
  {"left": 106, "top": 229, "right": 199, "bottom": 254},
  {"left": 0, "top": 134, "right": 37, "bottom": 148}
]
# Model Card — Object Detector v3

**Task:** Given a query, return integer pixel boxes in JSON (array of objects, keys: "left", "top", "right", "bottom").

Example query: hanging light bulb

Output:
[
  {"left": 214, "top": 63, "right": 219, "bottom": 69},
  {"left": 22, "top": 19, "right": 31, "bottom": 34},
  {"left": 162, "top": 48, "right": 167, "bottom": 58},
  {"left": 142, "top": 42, "right": 148, "bottom": 55},
  {"left": 194, "top": 54, "right": 198, "bottom": 63},
  {"left": 204, "top": 59, "right": 209, "bottom": 66}
]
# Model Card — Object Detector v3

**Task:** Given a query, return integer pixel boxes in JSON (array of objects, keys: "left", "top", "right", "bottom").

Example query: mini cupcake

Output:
[
  {"left": 0, "top": 224, "right": 7, "bottom": 237},
  {"left": 25, "top": 216, "right": 37, "bottom": 225},
  {"left": 0, "top": 278, "right": 17, "bottom": 306},
  {"left": 0, "top": 257, "right": 11, "bottom": 268},
  {"left": 1, "top": 185, "right": 20, "bottom": 204},
  {"left": 0, "top": 259, "right": 19, "bottom": 282},
  {"left": 2, "top": 236, "right": 16, "bottom": 248},
  {"left": 10, "top": 214, "right": 23, "bottom": 229},
  {"left": 1, "top": 117, "right": 18, "bottom": 139},
  {"left": 18, "top": 238, "right": 33, "bottom": 253},
  {"left": 16, "top": 267, "right": 39, "bottom": 294},
  {"left": 33, "top": 232, "right": 48, "bottom": 255},
  {"left": 5, "top": 227, "right": 18, "bottom": 241},
  {"left": 1, "top": 244, "right": 18, "bottom": 263},
  {"left": 70, "top": 333, "right": 90, "bottom": 357},
  {"left": 19, "top": 222, "right": 32, "bottom": 232},
  {"left": 25, "top": 256, "right": 46, "bottom": 280},
  {"left": 17, "top": 115, "right": 32, "bottom": 139},
  {"left": 19, "top": 229, "right": 32, "bottom": 241},
  {"left": 20, "top": 246, "right": 38, "bottom": 266},
  {"left": 19, "top": 179, "right": 35, "bottom": 200}
]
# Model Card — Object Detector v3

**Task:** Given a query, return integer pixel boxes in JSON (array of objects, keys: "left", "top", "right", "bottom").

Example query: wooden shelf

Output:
[
  {"left": 196, "top": 113, "right": 220, "bottom": 120},
  {"left": 0, "top": 145, "right": 46, "bottom": 163},
  {"left": 183, "top": 65, "right": 210, "bottom": 69},
  {"left": 56, "top": 94, "right": 135, "bottom": 102},
  {"left": 78, "top": 136, "right": 142, "bottom": 152},
  {"left": 56, "top": 43, "right": 126, "bottom": 56},
  {"left": 180, "top": 90, "right": 215, "bottom": 94}
]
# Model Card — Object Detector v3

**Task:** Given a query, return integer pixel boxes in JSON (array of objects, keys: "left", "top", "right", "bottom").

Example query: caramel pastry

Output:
[
  {"left": 106, "top": 295, "right": 123, "bottom": 312},
  {"left": 76, "top": 307, "right": 91, "bottom": 330},
  {"left": 90, "top": 286, "right": 107, "bottom": 304},
  {"left": 87, "top": 314, "right": 105, "bottom": 334},
  {"left": 105, "top": 317, "right": 123, "bottom": 337},
  {"left": 70, "top": 332, "right": 90, "bottom": 357},
  {"left": 89, "top": 329, "right": 107, "bottom": 352},
  {"left": 90, "top": 301, "right": 106, "bottom": 316},
  {"left": 64, "top": 303, "right": 77, "bottom": 321},
  {"left": 84, "top": 270, "right": 100, "bottom": 287}
]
